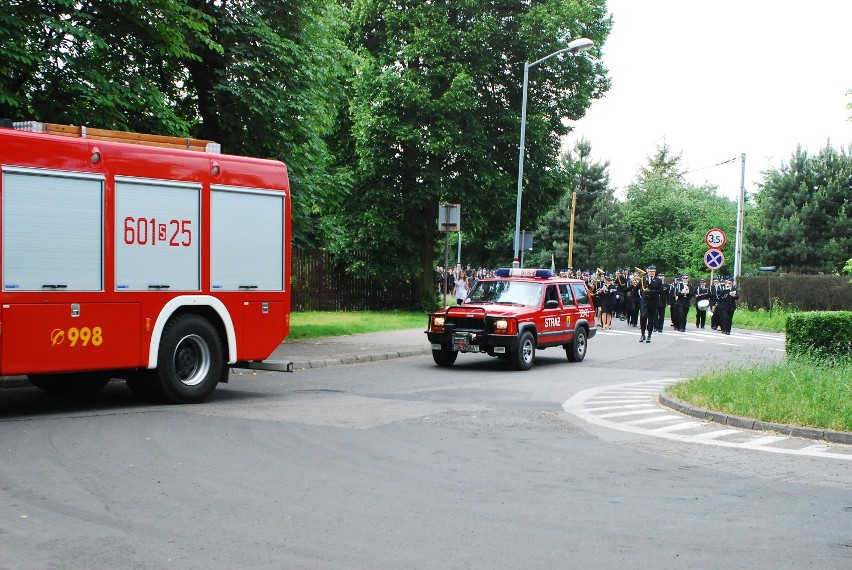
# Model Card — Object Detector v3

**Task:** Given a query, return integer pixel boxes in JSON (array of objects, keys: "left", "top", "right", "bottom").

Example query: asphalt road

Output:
[{"left": 1, "top": 325, "right": 850, "bottom": 569}]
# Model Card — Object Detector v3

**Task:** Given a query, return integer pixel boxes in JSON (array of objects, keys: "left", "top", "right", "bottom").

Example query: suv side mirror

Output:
[{"left": 545, "top": 300, "right": 559, "bottom": 309}]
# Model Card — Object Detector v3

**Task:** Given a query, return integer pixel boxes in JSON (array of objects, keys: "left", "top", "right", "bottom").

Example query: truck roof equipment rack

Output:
[{"left": 12, "top": 121, "right": 221, "bottom": 153}]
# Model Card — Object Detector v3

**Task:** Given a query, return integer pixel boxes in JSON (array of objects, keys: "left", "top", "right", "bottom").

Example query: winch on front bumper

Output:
[{"left": 425, "top": 307, "right": 519, "bottom": 355}]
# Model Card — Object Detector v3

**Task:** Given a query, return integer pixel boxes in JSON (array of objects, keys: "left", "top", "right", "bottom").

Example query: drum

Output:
[{"left": 697, "top": 299, "right": 710, "bottom": 311}]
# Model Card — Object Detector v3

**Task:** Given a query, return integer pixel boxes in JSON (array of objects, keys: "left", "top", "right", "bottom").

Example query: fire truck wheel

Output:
[
  {"left": 28, "top": 372, "right": 111, "bottom": 395},
  {"left": 511, "top": 331, "right": 536, "bottom": 371},
  {"left": 432, "top": 347, "right": 458, "bottom": 367},
  {"left": 152, "top": 314, "right": 224, "bottom": 404},
  {"left": 566, "top": 327, "right": 588, "bottom": 362}
]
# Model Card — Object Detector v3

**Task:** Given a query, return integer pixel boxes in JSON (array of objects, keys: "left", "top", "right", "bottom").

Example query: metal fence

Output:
[{"left": 291, "top": 249, "right": 418, "bottom": 311}]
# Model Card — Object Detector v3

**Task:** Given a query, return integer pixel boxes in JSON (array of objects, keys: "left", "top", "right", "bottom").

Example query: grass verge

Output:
[
  {"left": 289, "top": 311, "right": 426, "bottom": 340},
  {"left": 668, "top": 358, "right": 852, "bottom": 432},
  {"left": 731, "top": 306, "right": 791, "bottom": 333}
]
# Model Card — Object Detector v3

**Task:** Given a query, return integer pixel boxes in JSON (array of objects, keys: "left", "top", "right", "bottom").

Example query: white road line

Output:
[
  {"left": 678, "top": 337, "right": 706, "bottom": 342},
  {"left": 650, "top": 422, "right": 703, "bottom": 433},
  {"left": 744, "top": 435, "right": 788, "bottom": 446},
  {"left": 692, "top": 429, "right": 742, "bottom": 440},
  {"left": 596, "top": 407, "right": 659, "bottom": 419},
  {"left": 719, "top": 343, "right": 740, "bottom": 346},
  {"left": 586, "top": 398, "right": 651, "bottom": 403},
  {"left": 585, "top": 403, "right": 656, "bottom": 412},
  {"left": 624, "top": 415, "right": 683, "bottom": 425}
]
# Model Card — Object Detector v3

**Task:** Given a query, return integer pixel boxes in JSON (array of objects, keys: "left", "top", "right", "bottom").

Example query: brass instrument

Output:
[
  {"left": 630, "top": 266, "right": 645, "bottom": 287},
  {"left": 589, "top": 267, "right": 605, "bottom": 290}
]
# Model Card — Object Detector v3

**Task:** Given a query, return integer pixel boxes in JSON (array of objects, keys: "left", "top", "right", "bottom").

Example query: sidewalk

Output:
[{"left": 261, "top": 328, "right": 431, "bottom": 371}]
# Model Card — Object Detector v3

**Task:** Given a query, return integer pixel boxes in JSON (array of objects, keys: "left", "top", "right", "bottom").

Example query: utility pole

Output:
[
  {"left": 568, "top": 191, "right": 577, "bottom": 268},
  {"left": 734, "top": 153, "right": 745, "bottom": 284}
]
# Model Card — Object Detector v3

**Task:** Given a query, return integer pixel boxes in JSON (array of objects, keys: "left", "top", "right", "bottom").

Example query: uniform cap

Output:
[{"left": 646, "top": 265, "right": 656, "bottom": 270}]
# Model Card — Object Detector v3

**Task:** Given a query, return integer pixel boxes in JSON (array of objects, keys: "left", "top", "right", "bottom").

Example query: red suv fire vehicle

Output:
[{"left": 426, "top": 268, "right": 596, "bottom": 370}]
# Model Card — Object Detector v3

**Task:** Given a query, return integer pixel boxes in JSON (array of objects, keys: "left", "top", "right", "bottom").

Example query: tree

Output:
[
  {"left": 529, "top": 139, "right": 619, "bottom": 270},
  {"left": 620, "top": 146, "right": 739, "bottom": 277},
  {"left": 0, "top": 0, "right": 351, "bottom": 248},
  {"left": 327, "top": 0, "right": 611, "bottom": 307},
  {"left": 0, "top": 0, "right": 212, "bottom": 133},
  {"left": 638, "top": 141, "right": 686, "bottom": 183},
  {"left": 750, "top": 144, "right": 852, "bottom": 274}
]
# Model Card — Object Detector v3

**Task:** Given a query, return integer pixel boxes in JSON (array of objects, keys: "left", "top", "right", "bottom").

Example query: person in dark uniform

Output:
[
  {"left": 638, "top": 265, "right": 663, "bottom": 343},
  {"left": 715, "top": 276, "right": 738, "bottom": 334},
  {"left": 656, "top": 272, "right": 669, "bottom": 333},
  {"left": 599, "top": 273, "right": 618, "bottom": 330},
  {"left": 614, "top": 269, "right": 628, "bottom": 320},
  {"left": 709, "top": 276, "right": 721, "bottom": 330},
  {"left": 672, "top": 274, "right": 693, "bottom": 332},
  {"left": 693, "top": 277, "right": 710, "bottom": 329},
  {"left": 625, "top": 271, "right": 640, "bottom": 327}
]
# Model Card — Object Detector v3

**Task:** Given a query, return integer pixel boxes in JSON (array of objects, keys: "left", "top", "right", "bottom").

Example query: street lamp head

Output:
[{"left": 566, "top": 37, "right": 594, "bottom": 54}]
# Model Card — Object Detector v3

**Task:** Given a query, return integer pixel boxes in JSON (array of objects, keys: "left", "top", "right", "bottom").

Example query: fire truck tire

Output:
[
  {"left": 512, "top": 331, "right": 536, "bottom": 371},
  {"left": 151, "top": 314, "right": 225, "bottom": 404},
  {"left": 566, "top": 327, "right": 588, "bottom": 362},
  {"left": 28, "top": 372, "right": 111, "bottom": 395},
  {"left": 432, "top": 347, "right": 458, "bottom": 367}
]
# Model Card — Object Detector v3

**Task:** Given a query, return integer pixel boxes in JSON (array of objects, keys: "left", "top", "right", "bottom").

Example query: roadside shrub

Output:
[{"left": 785, "top": 311, "right": 852, "bottom": 363}]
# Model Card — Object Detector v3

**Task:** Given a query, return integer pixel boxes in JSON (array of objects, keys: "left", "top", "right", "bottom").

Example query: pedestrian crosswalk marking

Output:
[{"left": 563, "top": 379, "right": 852, "bottom": 461}]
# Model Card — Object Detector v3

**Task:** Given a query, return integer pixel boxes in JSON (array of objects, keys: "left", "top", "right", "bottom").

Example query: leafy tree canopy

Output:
[
  {"left": 750, "top": 144, "right": 852, "bottom": 274},
  {"left": 327, "top": 0, "right": 611, "bottom": 306},
  {"left": 0, "top": 0, "right": 351, "bottom": 248}
]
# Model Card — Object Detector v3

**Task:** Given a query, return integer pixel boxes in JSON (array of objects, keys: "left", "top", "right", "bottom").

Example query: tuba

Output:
[{"left": 630, "top": 266, "right": 646, "bottom": 287}]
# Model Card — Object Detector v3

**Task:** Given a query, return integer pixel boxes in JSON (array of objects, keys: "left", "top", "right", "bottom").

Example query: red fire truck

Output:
[{"left": 0, "top": 122, "right": 291, "bottom": 403}]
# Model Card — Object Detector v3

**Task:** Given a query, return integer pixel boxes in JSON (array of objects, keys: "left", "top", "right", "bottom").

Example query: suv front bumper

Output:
[{"left": 427, "top": 330, "right": 520, "bottom": 354}]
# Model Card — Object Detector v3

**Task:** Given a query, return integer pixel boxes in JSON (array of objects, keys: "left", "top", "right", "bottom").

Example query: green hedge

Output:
[
  {"left": 785, "top": 311, "right": 852, "bottom": 362},
  {"left": 739, "top": 274, "right": 852, "bottom": 311}
]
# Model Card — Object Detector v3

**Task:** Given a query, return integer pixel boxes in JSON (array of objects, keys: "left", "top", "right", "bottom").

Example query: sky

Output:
[{"left": 567, "top": 0, "right": 852, "bottom": 201}]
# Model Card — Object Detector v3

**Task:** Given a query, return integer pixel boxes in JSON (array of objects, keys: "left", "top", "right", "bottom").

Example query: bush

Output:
[
  {"left": 785, "top": 311, "right": 852, "bottom": 363},
  {"left": 739, "top": 274, "right": 852, "bottom": 311}
]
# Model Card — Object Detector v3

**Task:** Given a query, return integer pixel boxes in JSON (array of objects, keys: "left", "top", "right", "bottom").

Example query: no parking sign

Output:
[{"left": 704, "top": 249, "right": 724, "bottom": 270}]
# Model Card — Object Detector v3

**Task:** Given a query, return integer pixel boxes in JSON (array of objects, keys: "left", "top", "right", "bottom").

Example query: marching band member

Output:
[
  {"left": 709, "top": 276, "right": 721, "bottom": 330},
  {"left": 638, "top": 265, "right": 663, "bottom": 343},
  {"left": 715, "top": 276, "right": 738, "bottom": 335},
  {"left": 673, "top": 274, "right": 693, "bottom": 332},
  {"left": 693, "top": 278, "right": 710, "bottom": 329},
  {"left": 656, "top": 272, "right": 669, "bottom": 333}
]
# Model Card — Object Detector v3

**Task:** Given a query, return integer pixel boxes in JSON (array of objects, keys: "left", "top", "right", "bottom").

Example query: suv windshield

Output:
[{"left": 467, "top": 280, "right": 543, "bottom": 306}]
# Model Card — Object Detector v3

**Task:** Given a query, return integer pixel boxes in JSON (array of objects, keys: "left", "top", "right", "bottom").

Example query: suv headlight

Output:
[
  {"left": 433, "top": 316, "right": 445, "bottom": 328},
  {"left": 494, "top": 319, "right": 508, "bottom": 331}
]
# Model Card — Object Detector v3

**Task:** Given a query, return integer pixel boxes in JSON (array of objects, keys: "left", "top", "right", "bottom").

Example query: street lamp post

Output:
[{"left": 513, "top": 38, "right": 594, "bottom": 267}]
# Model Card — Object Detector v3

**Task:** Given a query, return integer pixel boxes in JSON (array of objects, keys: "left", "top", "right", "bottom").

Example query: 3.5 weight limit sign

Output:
[{"left": 705, "top": 228, "right": 726, "bottom": 249}]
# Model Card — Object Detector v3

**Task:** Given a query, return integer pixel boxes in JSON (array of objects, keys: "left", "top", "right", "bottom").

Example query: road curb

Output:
[
  {"left": 291, "top": 347, "right": 432, "bottom": 370},
  {"left": 658, "top": 392, "right": 852, "bottom": 445}
]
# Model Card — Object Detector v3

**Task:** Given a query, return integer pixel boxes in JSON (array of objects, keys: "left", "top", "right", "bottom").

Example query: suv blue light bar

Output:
[{"left": 495, "top": 268, "right": 555, "bottom": 278}]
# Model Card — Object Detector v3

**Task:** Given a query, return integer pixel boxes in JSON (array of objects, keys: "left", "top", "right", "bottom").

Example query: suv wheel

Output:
[
  {"left": 566, "top": 327, "right": 587, "bottom": 362},
  {"left": 512, "top": 331, "right": 535, "bottom": 371}
]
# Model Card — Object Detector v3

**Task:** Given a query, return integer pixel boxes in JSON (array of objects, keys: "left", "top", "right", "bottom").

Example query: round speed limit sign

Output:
[{"left": 705, "top": 228, "right": 727, "bottom": 249}]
